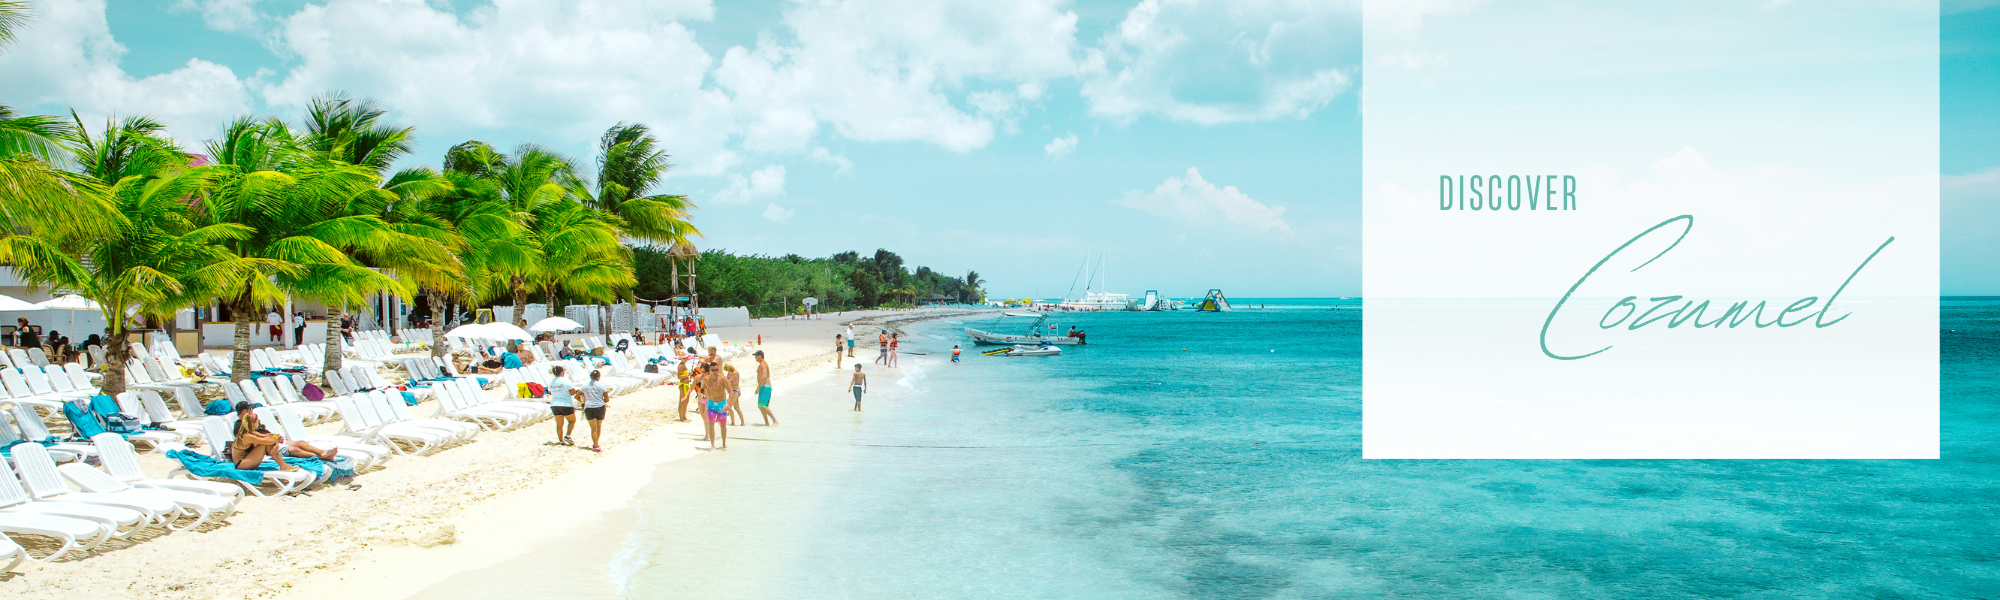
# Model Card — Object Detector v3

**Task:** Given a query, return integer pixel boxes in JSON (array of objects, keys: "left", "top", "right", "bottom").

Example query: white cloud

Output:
[
  {"left": 808, "top": 146, "right": 854, "bottom": 174},
  {"left": 712, "top": 165, "right": 786, "bottom": 204},
  {"left": 714, "top": 0, "right": 1083, "bottom": 153},
  {"left": 0, "top": 0, "right": 252, "bottom": 146},
  {"left": 762, "top": 203, "right": 796, "bottom": 221},
  {"left": 1118, "top": 167, "right": 1290, "bottom": 234},
  {"left": 1082, "top": 0, "right": 1357, "bottom": 125},
  {"left": 262, "top": 0, "right": 734, "bottom": 172},
  {"left": 175, "top": 0, "right": 266, "bottom": 33},
  {"left": 1043, "top": 132, "right": 1078, "bottom": 160}
]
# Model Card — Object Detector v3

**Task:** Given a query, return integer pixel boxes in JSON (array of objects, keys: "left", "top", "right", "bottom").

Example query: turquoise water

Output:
[{"left": 626, "top": 298, "right": 1996, "bottom": 599}]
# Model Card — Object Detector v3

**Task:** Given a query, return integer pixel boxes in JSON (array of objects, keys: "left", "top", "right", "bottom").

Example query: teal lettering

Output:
[
  {"left": 1627, "top": 295, "right": 1686, "bottom": 330},
  {"left": 1600, "top": 296, "right": 1638, "bottom": 328},
  {"left": 1777, "top": 297, "right": 1818, "bottom": 327}
]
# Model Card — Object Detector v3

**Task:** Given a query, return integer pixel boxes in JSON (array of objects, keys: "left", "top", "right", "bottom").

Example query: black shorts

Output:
[
  {"left": 550, "top": 406, "right": 575, "bottom": 416},
  {"left": 583, "top": 406, "right": 606, "bottom": 420}
]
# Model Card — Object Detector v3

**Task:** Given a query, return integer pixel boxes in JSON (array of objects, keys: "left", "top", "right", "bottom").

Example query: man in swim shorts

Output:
[
  {"left": 700, "top": 361, "right": 729, "bottom": 450},
  {"left": 755, "top": 350, "right": 778, "bottom": 426},
  {"left": 849, "top": 363, "right": 867, "bottom": 411}
]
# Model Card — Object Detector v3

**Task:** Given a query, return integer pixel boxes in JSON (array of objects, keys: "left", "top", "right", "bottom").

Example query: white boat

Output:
[
  {"left": 964, "top": 312, "right": 1085, "bottom": 345},
  {"left": 1058, "top": 252, "right": 1131, "bottom": 312},
  {"left": 1058, "top": 290, "right": 1130, "bottom": 312},
  {"left": 984, "top": 343, "right": 1061, "bottom": 357}
]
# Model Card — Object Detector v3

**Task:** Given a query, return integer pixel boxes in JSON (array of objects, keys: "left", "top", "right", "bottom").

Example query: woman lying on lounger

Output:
[{"left": 231, "top": 401, "right": 336, "bottom": 470}]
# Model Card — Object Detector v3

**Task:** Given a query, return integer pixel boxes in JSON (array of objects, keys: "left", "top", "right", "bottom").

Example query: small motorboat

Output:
[
  {"left": 981, "top": 343, "right": 1062, "bottom": 357},
  {"left": 965, "top": 312, "right": 1085, "bottom": 345}
]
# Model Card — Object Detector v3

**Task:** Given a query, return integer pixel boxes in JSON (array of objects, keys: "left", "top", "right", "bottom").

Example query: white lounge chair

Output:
[
  {"left": 10, "top": 444, "right": 181, "bottom": 529},
  {"left": 59, "top": 461, "right": 235, "bottom": 531},
  {"left": 91, "top": 433, "right": 241, "bottom": 500},
  {"left": 0, "top": 461, "right": 150, "bottom": 542}
]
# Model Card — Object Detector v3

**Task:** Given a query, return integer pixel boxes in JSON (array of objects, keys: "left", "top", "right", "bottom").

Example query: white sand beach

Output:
[{"left": 3, "top": 308, "right": 982, "bottom": 599}]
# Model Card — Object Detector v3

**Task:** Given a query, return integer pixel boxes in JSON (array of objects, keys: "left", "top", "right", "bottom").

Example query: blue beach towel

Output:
[
  {"left": 204, "top": 400, "right": 234, "bottom": 415},
  {"left": 164, "top": 450, "right": 355, "bottom": 485},
  {"left": 61, "top": 398, "right": 110, "bottom": 439},
  {"left": 165, "top": 449, "right": 264, "bottom": 485},
  {"left": 400, "top": 391, "right": 418, "bottom": 406}
]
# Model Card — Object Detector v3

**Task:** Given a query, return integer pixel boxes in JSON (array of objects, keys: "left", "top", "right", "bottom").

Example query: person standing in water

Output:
[
  {"left": 874, "top": 329, "right": 890, "bottom": 365},
  {"left": 723, "top": 363, "right": 745, "bottom": 426},
  {"left": 888, "top": 333, "right": 900, "bottom": 368},
  {"left": 951, "top": 345, "right": 961, "bottom": 363},
  {"left": 833, "top": 333, "right": 844, "bottom": 366},
  {"left": 754, "top": 350, "right": 777, "bottom": 426},
  {"left": 849, "top": 363, "right": 868, "bottom": 411},
  {"left": 546, "top": 365, "right": 578, "bottom": 445},
  {"left": 581, "top": 370, "right": 610, "bottom": 452},
  {"left": 701, "top": 361, "right": 729, "bottom": 450}
]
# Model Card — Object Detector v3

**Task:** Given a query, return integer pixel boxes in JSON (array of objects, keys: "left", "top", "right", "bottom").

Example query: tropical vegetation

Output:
[
  {"left": 0, "top": 4, "right": 979, "bottom": 388},
  {"left": 635, "top": 247, "right": 983, "bottom": 317}
]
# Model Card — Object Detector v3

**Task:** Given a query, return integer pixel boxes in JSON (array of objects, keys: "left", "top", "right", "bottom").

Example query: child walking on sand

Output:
[{"left": 849, "top": 363, "right": 868, "bottom": 411}]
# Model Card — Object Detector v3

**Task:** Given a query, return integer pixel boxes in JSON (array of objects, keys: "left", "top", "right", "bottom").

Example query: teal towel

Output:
[{"left": 165, "top": 449, "right": 263, "bottom": 485}]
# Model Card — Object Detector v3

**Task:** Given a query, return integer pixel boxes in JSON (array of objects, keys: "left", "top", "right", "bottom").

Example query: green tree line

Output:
[{"left": 634, "top": 247, "right": 983, "bottom": 317}]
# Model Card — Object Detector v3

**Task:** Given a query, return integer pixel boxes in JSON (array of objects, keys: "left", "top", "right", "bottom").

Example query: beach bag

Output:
[
  {"left": 105, "top": 411, "right": 143, "bottom": 434},
  {"left": 204, "top": 399, "right": 233, "bottom": 415},
  {"left": 528, "top": 382, "right": 547, "bottom": 398},
  {"left": 301, "top": 384, "right": 326, "bottom": 402},
  {"left": 644, "top": 363, "right": 659, "bottom": 374},
  {"left": 516, "top": 382, "right": 533, "bottom": 398}
]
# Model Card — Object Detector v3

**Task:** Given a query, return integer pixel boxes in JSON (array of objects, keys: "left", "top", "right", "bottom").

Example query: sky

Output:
[
  {"left": 0, "top": 0, "right": 1992, "bottom": 297},
  {"left": 0, "top": 0, "right": 1361, "bottom": 300}
]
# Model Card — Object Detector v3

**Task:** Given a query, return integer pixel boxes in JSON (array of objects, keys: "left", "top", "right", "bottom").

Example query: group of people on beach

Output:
[{"left": 664, "top": 346, "right": 776, "bottom": 451}]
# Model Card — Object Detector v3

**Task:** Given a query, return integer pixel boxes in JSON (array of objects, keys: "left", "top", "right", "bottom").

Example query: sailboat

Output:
[{"left": 1057, "top": 252, "right": 1130, "bottom": 312}]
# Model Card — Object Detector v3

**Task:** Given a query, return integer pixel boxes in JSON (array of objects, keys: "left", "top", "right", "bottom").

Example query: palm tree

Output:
[
  {"left": 200, "top": 117, "right": 408, "bottom": 380},
  {"left": 299, "top": 95, "right": 430, "bottom": 368},
  {"left": 423, "top": 159, "right": 531, "bottom": 355},
  {"left": 6, "top": 116, "right": 260, "bottom": 395},
  {"left": 0, "top": 1, "right": 28, "bottom": 49},
  {"left": 529, "top": 194, "right": 635, "bottom": 318},
  {"left": 591, "top": 123, "right": 699, "bottom": 244},
  {"left": 484, "top": 144, "right": 574, "bottom": 325},
  {"left": 1, "top": 107, "right": 117, "bottom": 243},
  {"left": 963, "top": 270, "right": 983, "bottom": 303}
]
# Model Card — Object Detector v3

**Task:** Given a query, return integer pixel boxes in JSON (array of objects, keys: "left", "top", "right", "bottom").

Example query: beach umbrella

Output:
[
  {"left": 0, "top": 294, "right": 41, "bottom": 311},
  {"left": 445, "top": 323, "right": 493, "bottom": 339},
  {"left": 529, "top": 316, "right": 584, "bottom": 333},
  {"left": 35, "top": 294, "right": 101, "bottom": 335},
  {"left": 484, "top": 322, "right": 534, "bottom": 342}
]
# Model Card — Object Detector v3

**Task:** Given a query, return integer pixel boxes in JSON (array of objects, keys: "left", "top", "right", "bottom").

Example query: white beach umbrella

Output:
[
  {"left": 445, "top": 323, "right": 494, "bottom": 339},
  {"left": 35, "top": 294, "right": 102, "bottom": 335},
  {"left": 529, "top": 316, "right": 585, "bottom": 333},
  {"left": 0, "top": 294, "right": 41, "bottom": 311},
  {"left": 484, "top": 322, "right": 534, "bottom": 342}
]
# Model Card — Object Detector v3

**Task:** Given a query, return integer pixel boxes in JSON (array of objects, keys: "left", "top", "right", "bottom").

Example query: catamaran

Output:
[
  {"left": 964, "top": 312, "right": 1085, "bottom": 345},
  {"left": 1057, "top": 252, "right": 1131, "bottom": 311}
]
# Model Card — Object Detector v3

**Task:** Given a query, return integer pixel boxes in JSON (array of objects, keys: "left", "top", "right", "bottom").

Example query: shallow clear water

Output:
[{"left": 616, "top": 298, "right": 1996, "bottom": 599}]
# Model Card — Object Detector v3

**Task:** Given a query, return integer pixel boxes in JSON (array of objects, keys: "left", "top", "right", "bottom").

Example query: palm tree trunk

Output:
[
  {"left": 101, "top": 328, "right": 130, "bottom": 396},
  {"left": 511, "top": 278, "right": 528, "bottom": 326},
  {"left": 231, "top": 291, "right": 253, "bottom": 383},
  {"left": 324, "top": 304, "right": 345, "bottom": 372},
  {"left": 429, "top": 294, "right": 448, "bottom": 358}
]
